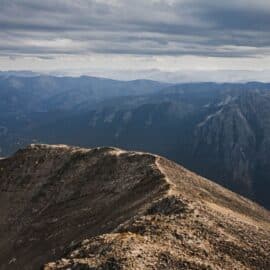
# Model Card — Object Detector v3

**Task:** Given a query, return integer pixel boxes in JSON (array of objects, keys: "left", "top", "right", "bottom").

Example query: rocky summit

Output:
[{"left": 0, "top": 144, "right": 269, "bottom": 270}]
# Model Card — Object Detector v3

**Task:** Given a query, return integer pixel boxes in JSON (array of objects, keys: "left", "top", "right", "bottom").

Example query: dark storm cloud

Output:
[
  {"left": 0, "top": 0, "right": 270, "bottom": 58},
  {"left": 197, "top": 2, "right": 270, "bottom": 31}
]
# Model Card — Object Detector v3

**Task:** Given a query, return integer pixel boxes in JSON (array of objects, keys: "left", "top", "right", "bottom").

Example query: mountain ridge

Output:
[{"left": 0, "top": 144, "right": 269, "bottom": 269}]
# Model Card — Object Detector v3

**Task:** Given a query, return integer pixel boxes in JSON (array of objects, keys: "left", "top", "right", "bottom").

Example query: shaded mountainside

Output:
[
  {"left": 1, "top": 79, "right": 270, "bottom": 210},
  {"left": 0, "top": 145, "right": 269, "bottom": 269},
  {"left": 193, "top": 89, "right": 270, "bottom": 209},
  {"left": 13, "top": 85, "right": 270, "bottom": 210}
]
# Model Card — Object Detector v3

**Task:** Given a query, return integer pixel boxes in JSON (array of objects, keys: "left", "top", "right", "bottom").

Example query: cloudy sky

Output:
[{"left": 0, "top": 0, "right": 270, "bottom": 82}]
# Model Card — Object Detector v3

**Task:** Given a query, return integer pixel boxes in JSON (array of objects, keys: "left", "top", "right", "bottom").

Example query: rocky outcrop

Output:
[
  {"left": 0, "top": 144, "right": 269, "bottom": 269},
  {"left": 193, "top": 89, "right": 270, "bottom": 208}
]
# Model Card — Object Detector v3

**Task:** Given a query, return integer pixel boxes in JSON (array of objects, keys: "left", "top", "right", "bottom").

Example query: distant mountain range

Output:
[
  {"left": 0, "top": 70, "right": 41, "bottom": 78},
  {"left": 0, "top": 74, "right": 270, "bottom": 209}
]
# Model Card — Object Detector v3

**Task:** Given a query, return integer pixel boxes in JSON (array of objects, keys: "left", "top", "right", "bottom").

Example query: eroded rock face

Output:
[
  {"left": 193, "top": 90, "right": 270, "bottom": 208},
  {"left": 0, "top": 144, "right": 269, "bottom": 270}
]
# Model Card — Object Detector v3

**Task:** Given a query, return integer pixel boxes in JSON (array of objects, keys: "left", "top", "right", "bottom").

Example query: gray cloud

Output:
[{"left": 0, "top": 0, "right": 270, "bottom": 58}]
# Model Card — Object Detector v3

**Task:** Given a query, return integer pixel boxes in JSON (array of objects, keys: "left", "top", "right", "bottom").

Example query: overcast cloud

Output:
[{"left": 0, "top": 0, "right": 270, "bottom": 81}]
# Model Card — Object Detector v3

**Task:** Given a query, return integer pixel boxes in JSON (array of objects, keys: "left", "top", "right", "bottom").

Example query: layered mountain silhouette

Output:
[
  {"left": 0, "top": 75, "right": 270, "bottom": 209},
  {"left": 0, "top": 144, "right": 269, "bottom": 269}
]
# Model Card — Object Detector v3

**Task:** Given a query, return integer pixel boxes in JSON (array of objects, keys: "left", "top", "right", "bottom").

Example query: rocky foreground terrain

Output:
[{"left": 0, "top": 144, "right": 269, "bottom": 269}]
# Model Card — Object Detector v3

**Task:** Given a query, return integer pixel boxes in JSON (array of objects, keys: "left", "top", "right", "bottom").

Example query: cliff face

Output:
[
  {"left": 0, "top": 144, "right": 269, "bottom": 270},
  {"left": 193, "top": 89, "right": 270, "bottom": 208}
]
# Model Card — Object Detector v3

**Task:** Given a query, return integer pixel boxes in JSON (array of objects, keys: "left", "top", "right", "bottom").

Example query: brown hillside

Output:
[{"left": 0, "top": 144, "right": 269, "bottom": 269}]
